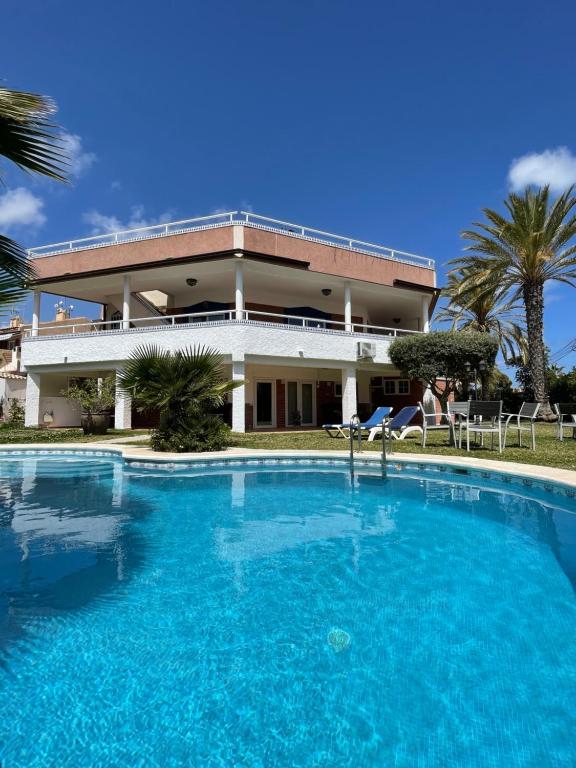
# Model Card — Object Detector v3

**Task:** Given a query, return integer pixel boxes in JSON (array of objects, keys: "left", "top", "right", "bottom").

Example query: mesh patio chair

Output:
[
  {"left": 418, "top": 401, "right": 452, "bottom": 448},
  {"left": 502, "top": 402, "right": 540, "bottom": 450},
  {"left": 466, "top": 400, "right": 503, "bottom": 453},
  {"left": 447, "top": 401, "right": 470, "bottom": 449},
  {"left": 554, "top": 403, "right": 576, "bottom": 441}
]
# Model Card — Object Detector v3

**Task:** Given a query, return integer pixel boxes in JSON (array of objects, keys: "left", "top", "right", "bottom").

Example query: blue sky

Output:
[{"left": 3, "top": 0, "right": 576, "bottom": 369}]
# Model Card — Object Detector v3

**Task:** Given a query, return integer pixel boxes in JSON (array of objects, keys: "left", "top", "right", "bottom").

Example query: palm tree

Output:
[
  {"left": 0, "top": 86, "right": 67, "bottom": 311},
  {"left": 449, "top": 186, "right": 576, "bottom": 419},
  {"left": 117, "top": 344, "right": 244, "bottom": 452},
  {"left": 436, "top": 268, "right": 527, "bottom": 364}
]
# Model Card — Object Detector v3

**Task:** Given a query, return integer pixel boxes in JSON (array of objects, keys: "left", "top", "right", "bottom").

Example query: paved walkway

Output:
[{"left": 3, "top": 441, "right": 576, "bottom": 488}]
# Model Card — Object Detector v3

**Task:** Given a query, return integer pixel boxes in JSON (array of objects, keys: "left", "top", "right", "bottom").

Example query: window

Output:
[
  {"left": 398, "top": 380, "right": 410, "bottom": 394},
  {"left": 384, "top": 380, "right": 396, "bottom": 395}
]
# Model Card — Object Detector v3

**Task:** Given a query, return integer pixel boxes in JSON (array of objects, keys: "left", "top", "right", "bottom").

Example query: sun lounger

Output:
[
  {"left": 323, "top": 406, "right": 392, "bottom": 438},
  {"left": 366, "top": 406, "right": 421, "bottom": 442}
]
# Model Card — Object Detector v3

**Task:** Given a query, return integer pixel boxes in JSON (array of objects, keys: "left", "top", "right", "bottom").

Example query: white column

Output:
[
  {"left": 32, "top": 290, "right": 41, "bottom": 337},
  {"left": 341, "top": 366, "right": 357, "bottom": 423},
  {"left": 421, "top": 295, "right": 431, "bottom": 333},
  {"left": 344, "top": 282, "right": 352, "bottom": 332},
  {"left": 231, "top": 359, "right": 246, "bottom": 433},
  {"left": 114, "top": 370, "right": 132, "bottom": 429},
  {"left": 122, "top": 274, "right": 131, "bottom": 330},
  {"left": 24, "top": 371, "right": 41, "bottom": 427},
  {"left": 235, "top": 259, "right": 244, "bottom": 320}
]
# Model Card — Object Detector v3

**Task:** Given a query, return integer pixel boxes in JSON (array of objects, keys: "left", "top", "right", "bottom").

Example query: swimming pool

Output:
[{"left": 1, "top": 452, "right": 576, "bottom": 767}]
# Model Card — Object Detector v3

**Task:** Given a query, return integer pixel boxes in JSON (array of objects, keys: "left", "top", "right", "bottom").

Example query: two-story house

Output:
[{"left": 21, "top": 211, "right": 437, "bottom": 431}]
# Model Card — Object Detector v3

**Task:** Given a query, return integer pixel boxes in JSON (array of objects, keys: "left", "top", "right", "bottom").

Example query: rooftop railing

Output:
[
  {"left": 27, "top": 211, "right": 435, "bottom": 269},
  {"left": 23, "top": 308, "right": 421, "bottom": 340}
]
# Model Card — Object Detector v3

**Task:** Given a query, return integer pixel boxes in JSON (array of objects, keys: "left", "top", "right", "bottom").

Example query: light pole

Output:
[{"left": 464, "top": 359, "right": 487, "bottom": 400}]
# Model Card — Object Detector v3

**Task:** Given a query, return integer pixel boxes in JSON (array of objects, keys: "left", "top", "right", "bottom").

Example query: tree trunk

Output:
[{"left": 523, "top": 281, "right": 554, "bottom": 420}]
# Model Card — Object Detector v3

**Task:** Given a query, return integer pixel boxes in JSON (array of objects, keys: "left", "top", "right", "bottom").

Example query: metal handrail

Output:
[
  {"left": 23, "top": 307, "right": 422, "bottom": 339},
  {"left": 27, "top": 210, "right": 435, "bottom": 269}
]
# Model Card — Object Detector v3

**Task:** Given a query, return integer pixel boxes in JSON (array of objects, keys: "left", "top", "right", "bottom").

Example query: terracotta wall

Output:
[{"left": 33, "top": 225, "right": 435, "bottom": 290}]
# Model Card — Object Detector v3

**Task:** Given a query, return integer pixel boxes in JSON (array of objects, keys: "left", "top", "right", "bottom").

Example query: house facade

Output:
[{"left": 21, "top": 211, "right": 437, "bottom": 431}]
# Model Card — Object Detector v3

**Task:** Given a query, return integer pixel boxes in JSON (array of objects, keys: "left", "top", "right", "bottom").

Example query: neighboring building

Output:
[
  {"left": 0, "top": 315, "right": 27, "bottom": 413},
  {"left": 0, "top": 309, "right": 93, "bottom": 422},
  {"left": 21, "top": 211, "right": 437, "bottom": 431}
]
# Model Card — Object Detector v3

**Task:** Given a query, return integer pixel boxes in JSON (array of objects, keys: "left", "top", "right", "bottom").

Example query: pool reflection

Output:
[{"left": 0, "top": 459, "right": 149, "bottom": 660}]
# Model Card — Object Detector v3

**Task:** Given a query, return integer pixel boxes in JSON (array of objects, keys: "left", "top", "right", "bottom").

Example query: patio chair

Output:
[
  {"left": 366, "top": 406, "right": 421, "bottom": 442},
  {"left": 502, "top": 402, "right": 540, "bottom": 450},
  {"left": 465, "top": 400, "right": 503, "bottom": 453},
  {"left": 554, "top": 403, "right": 576, "bottom": 441},
  {"left": 447, "top": 401, "right": 470, "bottom": 449},
  {"left": 418, "top": 401, "right": 452, "bottom": 448},
  {"left": 323, "top": 406, "right": 393, "bottom": 439}
]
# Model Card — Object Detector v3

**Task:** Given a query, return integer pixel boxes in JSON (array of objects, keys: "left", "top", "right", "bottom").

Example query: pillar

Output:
[
  {"left": 114, "top": 370, "right": 132, "bottom": 429},
  {"left": 421, "top": 295, "right": 431, "bottom": 333},
  {"left": 32, "top": 290, "right": 41, "bottom": 337},
  {"left": 235, "top": 259, "right": 244, "bottom": 320},
  {"left": 341, "top": 365, "right": 357, "bottom": 423},
  {"left": 24, "top": 371, "right": 41, "bottom": 427},
  {"left": 231, "top": 359, "right": 246, "bottom": 432},
  {"left": 122, "top": 274, "right": 131, "bottom": 330},
  {"left": 344, "top": 282, "right": 352, "bottom": 332}
]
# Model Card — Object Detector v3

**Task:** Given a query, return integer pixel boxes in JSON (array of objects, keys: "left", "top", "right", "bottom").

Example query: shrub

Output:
[
  {"left": 6, "top": 398, "right": 25, "bottom": 426},
  {"left": 151, "top": 414, "right": 231, "bottom": 453},
  {"left": 118, "top": 344, "right": 243, "bottom": 454}
]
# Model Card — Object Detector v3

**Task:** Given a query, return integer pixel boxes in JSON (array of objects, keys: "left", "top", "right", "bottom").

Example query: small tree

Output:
[
  {"left": 389, "top": 331, "right": 498, "bottom": 412},
  {"left": 62, "top": 377, "right": 116, "bottom": 434}
]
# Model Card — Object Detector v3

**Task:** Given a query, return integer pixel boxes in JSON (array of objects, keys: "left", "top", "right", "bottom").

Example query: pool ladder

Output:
[{"left": 349, "top": 414, "right": 389, "bottom": 479}]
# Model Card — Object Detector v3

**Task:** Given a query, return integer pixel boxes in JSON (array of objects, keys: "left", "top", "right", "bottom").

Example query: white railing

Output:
[
  {"left": 27, "top": 210, "right": 434, "bottom": 269},
  {"left": 23, "top": 309, "right": 421, "bottom": 340}
]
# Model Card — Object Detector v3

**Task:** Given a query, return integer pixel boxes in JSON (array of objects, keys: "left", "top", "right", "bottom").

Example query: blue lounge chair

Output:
[
  {"left": 323, "top": 406, "right": 393, "bottom": 438},
  {"left": 366, "top": 405, "right": 421, "bottom": 442}
]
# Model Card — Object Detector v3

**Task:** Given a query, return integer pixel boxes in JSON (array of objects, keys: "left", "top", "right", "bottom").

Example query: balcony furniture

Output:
[
  {"left": 465, "top": 401, "right": 503, "bottom": 453},
  {"left": 366, "top": 406, "right": 421, "bottom": 442},
  {"left": 418, "top": 401, "right": 452, "bottom": 448},
  {"left": 554, "top": 403, "right": 576, "bottom": 441},
  {"left": 447, "top": 401, "right": 470, "bottom": 449},
  {"left": 502, "top": 402, "right": 540, "bottom": 450},
  {"left": 323, "top": 406, "right": 392, "bottom": 439}
]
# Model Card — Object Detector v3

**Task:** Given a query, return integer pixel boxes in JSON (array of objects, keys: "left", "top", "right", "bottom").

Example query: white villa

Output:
[{"left": 20, "top": 211, "right": 437, "bottom": 431}]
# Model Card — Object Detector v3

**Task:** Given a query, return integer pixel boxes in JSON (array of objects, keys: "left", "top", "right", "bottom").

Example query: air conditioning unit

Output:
[{"left": 357, "top": 342, "right": 376, "bottom": 360}]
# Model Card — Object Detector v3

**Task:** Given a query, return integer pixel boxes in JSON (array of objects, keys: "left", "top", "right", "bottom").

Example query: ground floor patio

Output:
[{"left": 23, "top": 360, "right": 429, "bottom": 432}]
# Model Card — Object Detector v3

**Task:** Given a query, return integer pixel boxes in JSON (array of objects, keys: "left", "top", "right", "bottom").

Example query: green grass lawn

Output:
[
  {"left": 0, "top": 426, "right": 149, "bottom": 444},
  {"left": 2, "top": 423, "right": 576, "bottom": 472},
  {"left": 231, "top": 423, "right": 576, "bottom": 471}
]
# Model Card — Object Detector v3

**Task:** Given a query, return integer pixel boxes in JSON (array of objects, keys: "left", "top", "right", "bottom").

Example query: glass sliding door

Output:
[
  {"left": 256, "top": 381, "right": 275, "bottom": 428},
  {"left": 286, "top": 380, "right": 315, "bottom": 427},
  {"left": 301, "top": 382, "right": 313, "bottom": 425}
]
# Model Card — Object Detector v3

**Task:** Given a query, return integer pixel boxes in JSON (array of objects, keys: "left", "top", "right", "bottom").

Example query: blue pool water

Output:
[{"left": 1, "top": 457, "right": 576, "bottom": 767}]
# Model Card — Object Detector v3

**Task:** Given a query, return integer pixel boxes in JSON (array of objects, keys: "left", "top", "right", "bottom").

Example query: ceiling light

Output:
[
  {"left": 186, "top": 278, "right": 198, "bottom": 287},
  {"left": 321, "top": 288, "right": 332, "bottom": 296}
]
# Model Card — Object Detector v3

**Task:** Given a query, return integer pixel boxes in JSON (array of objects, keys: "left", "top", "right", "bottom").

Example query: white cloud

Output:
[
  {"left": 508, "top": 147, "right": 576, "bottom": 193},
  {"left": 0, "top": 187, "right": 46, "bottom": 230},
  {"left": 59, "top": 132, "right": 97, "bottom": 177},
  {"left": 83, "top": 205, "right": 174, "bottom": 235}
]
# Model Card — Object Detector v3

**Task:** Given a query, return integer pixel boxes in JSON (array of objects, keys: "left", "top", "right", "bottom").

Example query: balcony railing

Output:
[
  {"left": 27, "top": 211, "right": 435, "bottom": 269},
  {"left": 23, "top": 309, "right": 421, "bottom": 340}
]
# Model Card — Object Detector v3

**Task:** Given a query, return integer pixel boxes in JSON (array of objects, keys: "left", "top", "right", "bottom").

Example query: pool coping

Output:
[{"left": 2, "top": 442, "right": 576, "bottom": 490}]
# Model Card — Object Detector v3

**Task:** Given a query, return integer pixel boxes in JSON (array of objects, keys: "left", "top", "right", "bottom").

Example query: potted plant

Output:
[{"left": 62, "top": 377, "right": 116, "bottom": 435}]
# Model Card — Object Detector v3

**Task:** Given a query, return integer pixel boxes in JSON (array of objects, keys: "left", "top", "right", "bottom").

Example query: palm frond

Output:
[
  {"left": 0, "top": 235, "right": 35, "bottom": 314},
  {"left": 0, "top": 87, "right": 67, "bottom": 182}
]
